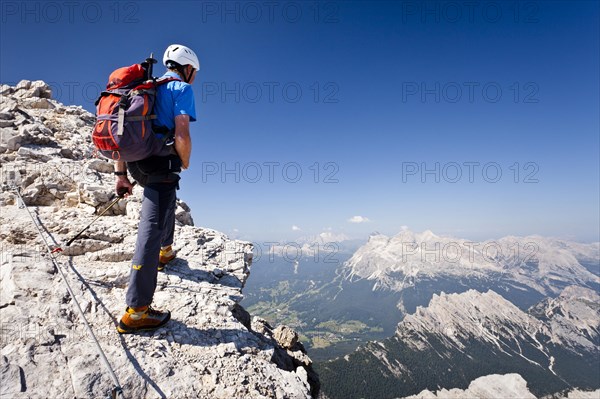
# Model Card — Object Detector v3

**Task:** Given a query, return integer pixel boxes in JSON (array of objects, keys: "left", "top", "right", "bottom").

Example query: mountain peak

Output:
[
  {"left": 418, "top": 229, "right": 438, "bottom": 240},
  {"left": 401, "top": 289, "right": 541, "bottom": 344}
]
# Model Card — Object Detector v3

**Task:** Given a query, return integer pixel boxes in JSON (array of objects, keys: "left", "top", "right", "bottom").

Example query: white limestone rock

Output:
[
  {"left": 0, "top": 81, "right": 318, "bottom": 399},
  {"left": 402, "top": 374, "right": 536, "bottom": 399}
]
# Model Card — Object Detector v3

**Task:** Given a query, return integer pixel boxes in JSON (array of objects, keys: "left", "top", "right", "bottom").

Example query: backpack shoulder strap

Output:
[{"left": 155, "top": 76, "right": 182, "bottom": 87}]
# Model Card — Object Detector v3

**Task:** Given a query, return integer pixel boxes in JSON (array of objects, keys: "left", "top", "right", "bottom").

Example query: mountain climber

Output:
[{"left": 114, "top": 44, "right": 199, "bottom": 333}]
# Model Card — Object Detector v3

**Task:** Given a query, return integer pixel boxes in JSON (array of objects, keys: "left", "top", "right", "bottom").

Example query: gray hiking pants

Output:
[{"left": 126, "top": 183, "right": 176, "bottom": 308}]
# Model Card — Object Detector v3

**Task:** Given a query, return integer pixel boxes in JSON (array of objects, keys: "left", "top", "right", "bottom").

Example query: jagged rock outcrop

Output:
[{"left": 0, "top": 81, "right": 319, "bottom": 398}]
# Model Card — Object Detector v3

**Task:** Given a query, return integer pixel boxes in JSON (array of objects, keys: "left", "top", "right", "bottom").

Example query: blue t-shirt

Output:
[{"left": 153, "top": 71, "right": 196, "bottom": 132}]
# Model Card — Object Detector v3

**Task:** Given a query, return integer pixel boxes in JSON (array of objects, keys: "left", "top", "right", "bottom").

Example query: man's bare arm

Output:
[{"left": 174, "top": 114, "right": 192, "bottom": 169}]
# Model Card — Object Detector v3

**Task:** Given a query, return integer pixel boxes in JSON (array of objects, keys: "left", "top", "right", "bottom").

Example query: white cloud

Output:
[
  {"left": 292, "top": 225, "right": 301, "bottom": 231},
  {"left": 348, "top": 215, "right": 370, "bottom": 224}
]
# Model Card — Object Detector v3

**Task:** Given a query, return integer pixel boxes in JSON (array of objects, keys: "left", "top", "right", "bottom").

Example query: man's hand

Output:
[
  {"left": 114, "top": 161, "right": 133, "bottom": 196},
  {"left": 116, "top": 176, "right": 134, "bottom": 197}
]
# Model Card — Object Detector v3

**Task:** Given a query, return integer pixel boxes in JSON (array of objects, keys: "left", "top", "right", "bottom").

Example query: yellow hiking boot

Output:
[
  {"left": 117, "top": 306, "right": 171, "bottom": 334},
  {"left": 158, "top": 245, "right": 176, "bottom": 271}
]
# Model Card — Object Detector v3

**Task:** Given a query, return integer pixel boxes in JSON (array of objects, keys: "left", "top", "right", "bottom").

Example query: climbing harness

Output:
[{"left": 11, "top": 184, "right": 125, "bottom": 399}]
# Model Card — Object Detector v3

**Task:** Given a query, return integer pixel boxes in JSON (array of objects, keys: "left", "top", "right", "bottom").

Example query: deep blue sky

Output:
[{"left": 2, "top": 1, "right": 598, "bottom": 243}]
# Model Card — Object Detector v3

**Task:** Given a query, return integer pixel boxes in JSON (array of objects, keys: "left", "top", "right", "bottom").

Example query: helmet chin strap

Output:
[
  {"left": 176, "top": 65, "right": 193, "bottom": 83},
  {"left": 185, "top": 67, "right": 194, "bottom": 83}
]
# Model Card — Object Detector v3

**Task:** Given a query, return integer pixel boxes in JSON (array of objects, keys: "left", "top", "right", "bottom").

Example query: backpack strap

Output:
[
  {"left": 146, "top": 76, "right": 182, "bottom": 138},
  {"left": 117, "top": 107, "right": 126, "bottom": 136},
  {"left": 155, "top": 76, "right": 182, "bottom": 86}
]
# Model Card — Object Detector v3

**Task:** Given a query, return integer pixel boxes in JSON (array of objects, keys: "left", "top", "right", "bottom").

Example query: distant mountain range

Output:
[
  {"left": 243, "top": 229, "right": 600, "bottom": 397},
  {"left": 245, "top": 230, "right": 600, "bottom": 359},
  {"left": 316, "top": 287, "right": 600, "bottom": 398},
  {"left": 344, "top": 230, "right": 599, "bottom": 297}
]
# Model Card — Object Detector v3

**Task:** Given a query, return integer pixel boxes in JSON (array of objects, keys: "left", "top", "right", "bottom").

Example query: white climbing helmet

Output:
[{"left": 163, "top": 44, "right": 200, "bottom": 71}]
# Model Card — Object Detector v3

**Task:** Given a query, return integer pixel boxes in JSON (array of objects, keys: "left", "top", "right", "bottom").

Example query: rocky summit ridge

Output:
[{"left": 0, "top": 81, "right": 319, "bottom": 398}]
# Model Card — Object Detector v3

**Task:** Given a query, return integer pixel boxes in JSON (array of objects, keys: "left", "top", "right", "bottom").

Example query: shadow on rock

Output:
[
  {"left": 66, "top": 259, "right": 168, "bottom": 399},
  {"left": 162, "top": 258, "right": 243, "bottom": 289}
]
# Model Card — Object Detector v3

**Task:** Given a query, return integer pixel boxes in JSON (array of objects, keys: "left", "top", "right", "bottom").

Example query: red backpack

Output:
[{"left": 92, "top": 56, "right": 180, "bottom": 162}]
